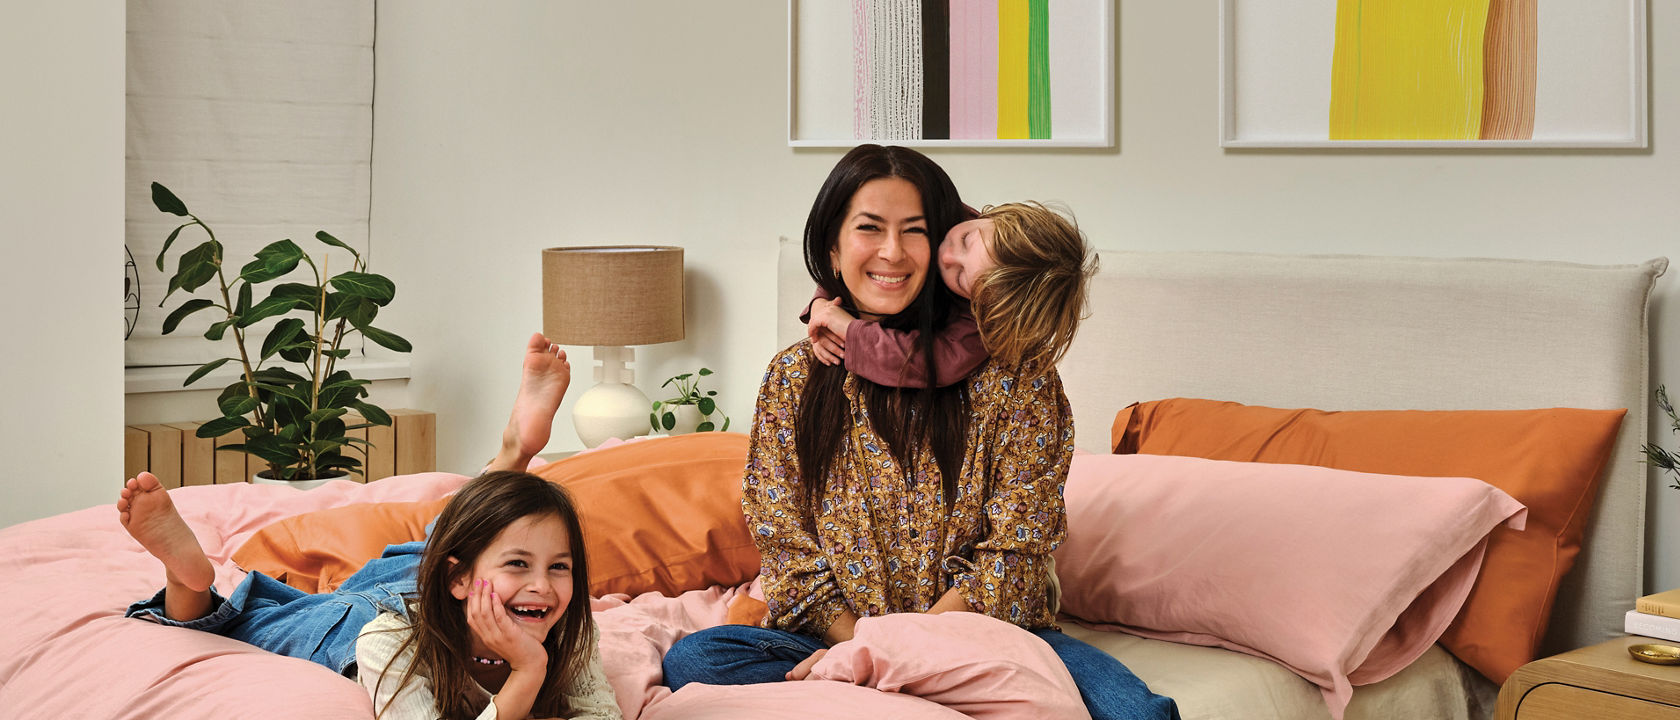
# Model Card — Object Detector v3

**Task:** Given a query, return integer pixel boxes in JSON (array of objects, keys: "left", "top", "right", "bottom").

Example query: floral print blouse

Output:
[{"left": 742, "top": 340, "right": 1073, "bottom": 636}]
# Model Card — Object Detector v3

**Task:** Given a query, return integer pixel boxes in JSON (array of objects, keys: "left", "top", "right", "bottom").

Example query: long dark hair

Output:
[
  {"left": 796, "top": 144, "right": 971, "bottom": 514},
  {"left": 373, "top": 471, "right": 593, "bottom": 720}
]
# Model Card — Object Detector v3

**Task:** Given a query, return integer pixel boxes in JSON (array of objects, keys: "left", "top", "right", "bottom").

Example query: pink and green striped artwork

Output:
[
  {"left": 856, "top": 0, "right": 1049, "bottom": 140},
  {"left": 792, "top": 1, "right": 1110, "bottom": 146}
]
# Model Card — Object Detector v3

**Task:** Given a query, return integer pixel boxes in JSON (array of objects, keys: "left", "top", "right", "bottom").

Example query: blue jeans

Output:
[
  {"left": 125, "top": 540, "right": 424, "bottom": 676},
  {"left": 663, "top": 624, "right": 1180, "bottom": 720}
]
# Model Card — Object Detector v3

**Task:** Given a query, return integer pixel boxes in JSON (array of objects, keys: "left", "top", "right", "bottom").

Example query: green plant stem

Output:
[{"left": 199, "top": 217, "right": 270, "bottom": 439}]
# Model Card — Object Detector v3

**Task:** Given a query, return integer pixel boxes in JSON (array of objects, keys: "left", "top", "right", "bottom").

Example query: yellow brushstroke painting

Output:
[
  {"left": 1329, "top": 0, "right": 1492, "bottom": 140},
  {"left": 997, "top": 0, "right": 1030, "bottom": 140}
]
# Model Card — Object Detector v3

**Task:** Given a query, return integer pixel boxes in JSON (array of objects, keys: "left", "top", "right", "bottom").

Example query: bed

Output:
[{"left": 0, "top": 245, "right": 1663, "bottom": 719}]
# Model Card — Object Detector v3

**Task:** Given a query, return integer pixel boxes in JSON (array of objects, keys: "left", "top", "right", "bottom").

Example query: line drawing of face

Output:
[
  {"left": 830, "top": 177, "right": 931, "bottom": 318},
  {"left": 450, "top": 512, "right": 574, "bottom": 651},
  {"left": 938, "top": 217, "right": 997, "bottom": 300}
]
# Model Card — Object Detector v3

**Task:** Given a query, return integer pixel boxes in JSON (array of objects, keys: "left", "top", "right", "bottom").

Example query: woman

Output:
[{"left": 662, "top": 145, "right": 1178, "bottom": 720}]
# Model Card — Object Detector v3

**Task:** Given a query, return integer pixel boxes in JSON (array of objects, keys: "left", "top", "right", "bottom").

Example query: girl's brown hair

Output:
[
  {"left": 373, "top": 471, "right": 593, "bottom": 720},
  {"left": 970, "top": 201, "right": 1097, "bottom": 369}
]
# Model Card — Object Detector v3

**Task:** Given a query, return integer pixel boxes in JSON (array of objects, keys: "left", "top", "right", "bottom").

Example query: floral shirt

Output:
[{"left": 742, "top": 340, "right": 1073, "bottom": 636}]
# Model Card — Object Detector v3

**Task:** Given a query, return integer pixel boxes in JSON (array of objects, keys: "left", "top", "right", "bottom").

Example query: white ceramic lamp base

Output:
[
  {"left": 572, "top": 381, "right": 651, "bottom": 448},
  {"left": 571, "top": 346, "right": 653, "bottom": 448}
]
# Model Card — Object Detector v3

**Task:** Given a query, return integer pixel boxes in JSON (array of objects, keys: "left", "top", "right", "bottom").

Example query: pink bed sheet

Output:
[{"left": 0, "top": 474, "right": 1084, "bottom": 719}]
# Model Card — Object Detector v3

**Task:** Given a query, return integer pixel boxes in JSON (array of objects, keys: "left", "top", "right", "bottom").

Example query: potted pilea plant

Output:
[
  {"left": 649, "top": 367, "right": 730, "bottom": 435},
  {"left": 151, "top": 182, "right": 411, "bottom": 484}
]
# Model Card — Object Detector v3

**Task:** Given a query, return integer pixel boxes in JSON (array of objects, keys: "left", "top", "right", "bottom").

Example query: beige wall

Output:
[
  {"left": 0, "top": 3, "right": 125, "bottom": 529},
  {"left": 368, "top": 2, "right": 1680, "bottom": 590},
  {"left": 18, "top": 2, "right": 1680, "bottom": 593}
]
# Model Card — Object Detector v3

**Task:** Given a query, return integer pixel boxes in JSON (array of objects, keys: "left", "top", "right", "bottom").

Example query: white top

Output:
[{"left": 355, "top": 612, "right": 622, "bottom": 720}]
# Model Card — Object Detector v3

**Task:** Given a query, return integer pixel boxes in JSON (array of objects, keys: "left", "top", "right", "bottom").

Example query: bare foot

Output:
[
  {"left": 118, "top": 472, "right": 214, "bottom": 592},
  {"left": 496, "top": 333, "right": 570, "bottom": 468}
]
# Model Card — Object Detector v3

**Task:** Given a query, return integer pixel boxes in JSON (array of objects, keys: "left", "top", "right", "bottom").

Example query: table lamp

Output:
[{"left": 542, "top": 245, "right": 684, "bottom": 448}]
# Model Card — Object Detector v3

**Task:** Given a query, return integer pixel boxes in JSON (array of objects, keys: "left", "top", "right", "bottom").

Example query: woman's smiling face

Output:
[{"left": 830, "top": 177, "right": 930, "bottom": 318}]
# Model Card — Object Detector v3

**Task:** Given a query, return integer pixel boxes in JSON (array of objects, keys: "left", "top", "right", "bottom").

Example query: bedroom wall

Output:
[
  {"left": 369, "top": 3, "right": 1680, "bottom": 590},
  {"left": 0, "top": 3, "right": 126, "bottom": 529}
]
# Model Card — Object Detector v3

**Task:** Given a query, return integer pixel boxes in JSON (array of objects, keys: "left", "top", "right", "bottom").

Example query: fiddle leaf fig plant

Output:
[
  {"left": 649, "top": 367, "right": 731, "bottom": 433},
  {"left": 152, "top": 182, "right": 411, "bottom": 481}
]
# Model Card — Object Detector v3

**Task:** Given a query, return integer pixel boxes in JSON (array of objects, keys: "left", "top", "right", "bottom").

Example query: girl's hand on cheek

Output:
[{"left": 464, "top": 579, "right": 548, "bottom": 672}]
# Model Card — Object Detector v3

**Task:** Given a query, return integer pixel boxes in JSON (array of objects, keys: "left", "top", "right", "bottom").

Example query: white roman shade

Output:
[{"left": 125, "top": 0, "right": 374, "bottom": 367}]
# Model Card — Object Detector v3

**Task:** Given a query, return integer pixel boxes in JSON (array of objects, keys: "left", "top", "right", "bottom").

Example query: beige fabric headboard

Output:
[{"left": 775, "top": 237, "right": 1665, "bottom": 658}]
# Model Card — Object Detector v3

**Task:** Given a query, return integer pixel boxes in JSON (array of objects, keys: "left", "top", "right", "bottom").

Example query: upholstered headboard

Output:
[{"left": 775, "top": 237, "right": 1665, "bottom": 658}]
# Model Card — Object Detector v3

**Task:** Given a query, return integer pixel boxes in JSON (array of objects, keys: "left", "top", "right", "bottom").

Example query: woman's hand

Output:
[
  {"left": 785, "top": 648, "right": 829, "bottom": 681},
  {"left": 465, "top": 578, "right": 548, "bottom": 673},
  {"left": 807, "top": 298, "right": 854, "bottom": 366}
]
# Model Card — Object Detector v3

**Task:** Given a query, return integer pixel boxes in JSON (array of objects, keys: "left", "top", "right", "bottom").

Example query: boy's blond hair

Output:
[{"left": 969, "top": 201, "right": 1097, "bottom": 369}]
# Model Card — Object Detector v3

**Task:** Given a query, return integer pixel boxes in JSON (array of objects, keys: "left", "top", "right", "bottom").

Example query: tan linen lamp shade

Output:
[
  {"left": 541, "top": 246, "right": 684, "bottom": 447},
  {"left": 542, "top": 246, "right": 684, "bottom": 346}
]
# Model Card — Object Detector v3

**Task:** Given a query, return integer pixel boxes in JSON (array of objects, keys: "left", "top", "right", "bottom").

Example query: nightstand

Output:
[{"left": 1497, "top": 635, "right": 1680, "bottom": 719}]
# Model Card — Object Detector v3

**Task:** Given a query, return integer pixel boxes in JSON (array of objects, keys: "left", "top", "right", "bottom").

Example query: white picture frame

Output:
[
  {"left": 1218, "top": 0, "right": 1648, "bottom": 149},
  {"left": 788, "top": 0, "right": 1115, "bottom": 148}
]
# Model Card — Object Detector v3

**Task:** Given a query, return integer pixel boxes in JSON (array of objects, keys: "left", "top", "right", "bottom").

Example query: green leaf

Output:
[
  {"left": 271, "top": 283, "right": 322, "bottom": 311},
  {"left": 250, "top": 381, "right": 308, "bottom": 404},
  {"left": 278, "top": 344, "right": 314, "bottom": 364},
  {"left": 698, "top": 397, "right": 716, "bottom": 415},
  {"left": 161, "top": 299, "right": 217, "bottom": 335},
  {"left": 698, "top": 368, "right": 713, "bottom": 376},
  {"left": 204, "top": 317, "right": 235, "bottom": 341},
  {"left": 324, "top": 293, "right": 379, "bottom": 326},
  {"left": 218, "top": 392, "right": 259, "bottom": 417},
  {"left": 721, "top": 417, "right": 731, "bottom": 432},
  {"left": 350, "top": 401, "right": 392, "bottom": 426},
  {"left": 661, "top": 411, "right": 675, "bottom": 430},
  {"left": 320, "top": 376, "right": 372, "bottom": 393},
  {"left": 196, "top": 415, "right": 249, "bottom": 438},
  {"left": 239, "top": 239, "right": 305, "bottom": 284},
  {"left": 237, "top": 295, "right": 301, "bottom": 328},
  {"left": 304, "top": 407, "right": 348, "bottom": 424},
  {"left": 172, "top": 241, "right": 221, "bottom": 295},
  {"left": 697, "top": 421, "right": 715, "bottom": 432},
  {"left": 315, "top": 230, "right": 359, "bottom": 257},
  {"left": 155, "top": 223, "right": 189, "bottom": 271},
  {"left": 317, "top": 456, "right": 362, "bottom": 472},
  {"left": 260, "top": 318, "right": 307, "bottom": 360},
  {"left": 330, "top": 272, "right": 396, "bottom": 305},
  {"left": 151, "top": 182, "right": 190, "bottom": 216},
  {"left": 650, "top": 413, "right": 660, "bottom": 432},
  {"left": 349, "top": 298, "right": 378, "bottom": 327},
  {"left": 182, "top": 357, "right": 231, "bottom": 387},
  {"left": 358, "top": 325, "right": 412, "bottom": 353}
]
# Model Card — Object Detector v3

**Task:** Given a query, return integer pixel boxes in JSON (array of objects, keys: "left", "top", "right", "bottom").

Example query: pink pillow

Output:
[
  {"left": 811, "top": 612, "right": 1089, "bottom": 720},
  {"left": 1053, "top": 454, "right": 1526, "bottom": 719}
]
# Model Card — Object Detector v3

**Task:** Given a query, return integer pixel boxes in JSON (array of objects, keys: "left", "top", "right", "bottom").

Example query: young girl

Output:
[
  {"left": 118, "top": 335, "right": 622, "bottom": 720},
  {"left": 805, "top": 201, "right": 1095, "bottom": 385}
]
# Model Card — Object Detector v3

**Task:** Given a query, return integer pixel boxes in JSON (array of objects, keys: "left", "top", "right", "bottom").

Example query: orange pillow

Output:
[
  {"left": 1109, "top": 398, "right": 1625, "bottom": 684},
  {"left": 232, "top": 496, "right": 448, "bottom": 594},
  {"left": 232, "top": 432, "right": 759, "bottom": 598}
]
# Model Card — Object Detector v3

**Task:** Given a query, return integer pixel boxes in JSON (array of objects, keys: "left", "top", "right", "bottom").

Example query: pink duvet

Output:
[{"left": 0, "top": 474, "right": 1086, "bottom": 719}]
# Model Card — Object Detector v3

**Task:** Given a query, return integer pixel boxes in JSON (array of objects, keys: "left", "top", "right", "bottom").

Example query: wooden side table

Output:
[{"left": 1497, "top": 635, "right": 1680, "bottom": 719}]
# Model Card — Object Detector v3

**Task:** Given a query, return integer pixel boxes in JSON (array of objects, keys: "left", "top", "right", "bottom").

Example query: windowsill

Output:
[{"left": 125, "top": 356, "right": 413, "bottom": 395}]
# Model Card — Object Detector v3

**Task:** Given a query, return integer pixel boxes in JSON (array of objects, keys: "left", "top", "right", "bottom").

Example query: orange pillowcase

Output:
[
  {"left": 1109, "top": 398, "right": 1625, "bottom": 684},
  {"left": 232, "top": 432, "right": 759, "bottom": 598}
]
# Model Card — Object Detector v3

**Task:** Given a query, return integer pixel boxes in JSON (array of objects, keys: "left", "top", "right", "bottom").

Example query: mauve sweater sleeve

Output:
[{"left": 842, "top": 305, "right": 987, "bottom": 388}]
